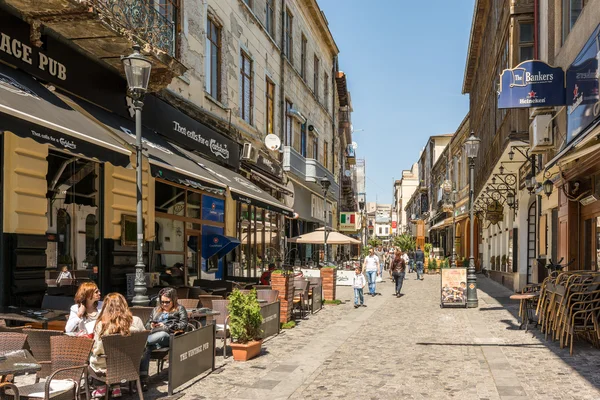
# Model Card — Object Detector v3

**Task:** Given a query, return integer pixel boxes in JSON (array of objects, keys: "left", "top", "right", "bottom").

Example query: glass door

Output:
[{"left": 186, "top": 230, "right": 201, "bottom": 286}]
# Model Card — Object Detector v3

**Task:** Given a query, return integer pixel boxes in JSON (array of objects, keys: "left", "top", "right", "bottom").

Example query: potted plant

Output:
[
  {"left": 228, "top": 289, "right": 264, "bottom": 361},
  {"left": 429, "top": 258, "right": 438, "bottom": 274},
  {"left": 424, "top": 243, "right": 433, "bottom": 269}
]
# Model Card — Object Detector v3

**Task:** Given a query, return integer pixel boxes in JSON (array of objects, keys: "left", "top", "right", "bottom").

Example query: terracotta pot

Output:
[{"left": 230, "top": 339, "right": 263, "bottom": 361}]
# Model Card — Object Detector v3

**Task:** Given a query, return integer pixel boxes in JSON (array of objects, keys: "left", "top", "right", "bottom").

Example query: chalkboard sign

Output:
[
  {"left": 259, "top": 301, "right": 280, "bottom": 338},
  {"left": 311, "top": 285, "right": 322, "bottom": 313}
]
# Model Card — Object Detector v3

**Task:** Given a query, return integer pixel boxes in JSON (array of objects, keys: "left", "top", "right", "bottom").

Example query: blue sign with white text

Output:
[
  {"left": 498, "top": 61, "right": 566, "bottom": 109},
  {"left": 566, "top": 24, "right": 600, "bottom": 143},
  {"left": 201, "top": 195, "right": 224, "bottom": 222}
]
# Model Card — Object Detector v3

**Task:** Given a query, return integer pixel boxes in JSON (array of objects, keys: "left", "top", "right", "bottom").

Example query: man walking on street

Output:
[
  {"left": 363, "top": 248, "right": 380, "bottom": 296},
  {"left": 415, "top": 246, "right": 425, "bottom": 280}
]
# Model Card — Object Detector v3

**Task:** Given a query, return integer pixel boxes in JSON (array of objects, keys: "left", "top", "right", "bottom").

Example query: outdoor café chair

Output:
[
  {"left": 130, "top": 307, "right": 154, "bottom": 327},
  {"left": 256, "top": 290, "right": 279, "bottom": 304},
  {"left": 6, "top": 335, "right": 93, "bottom": 400},
  {"left": 178, "top": 299, "right": 199, "bottom": 309},
  {"left": 253, "top": 285, "right": 272, "bottom": 290},
  {"left": 211, "top": 300, "right": 230, "bottom": 358},
  {"left": 561, "top": 295, "right": 600, "bottom": 355},
  {"left": 0, "top": 332, "right": 28, "bottom": 353},
  {"left": 88, "top": 331, "right": 149, "bottom": 400},
  {"left": 23, "top": 329, "right": 64, "bottom": 382},
  {"left": 293, "top": 280, "right": 310, "bottom": 319},
  {"left": 198, "top": 295, "right": 223, "bottom": 309},
  {"left": 175, "top": 287, "right": 190, "bottom": 300},
  {"left": 0, "top": 324, "right": 32, "bottom": 333}
]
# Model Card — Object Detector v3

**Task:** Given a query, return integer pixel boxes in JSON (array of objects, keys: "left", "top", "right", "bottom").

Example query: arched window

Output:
[
  {"left": 85, "top": 214, "right": 97, "bottom": 264},
  {"left": 57, "top": 209, "right": 71, "bottom": 263}
]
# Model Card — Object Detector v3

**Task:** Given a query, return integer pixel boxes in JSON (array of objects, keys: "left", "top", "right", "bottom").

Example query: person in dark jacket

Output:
[
  {"left": 415, "top": 246, "right": 425, "bottom": 281},
  {"left": 140, "top": 287, "right": 188, "bottom": 384},
  {"left": 390, "top": 249, "right": 407, "bottom": 297}
]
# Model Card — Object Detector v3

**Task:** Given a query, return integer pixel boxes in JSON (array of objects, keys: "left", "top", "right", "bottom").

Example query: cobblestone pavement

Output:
[{"left": 141, "top": 275, "right": 600, "bottom": 399}]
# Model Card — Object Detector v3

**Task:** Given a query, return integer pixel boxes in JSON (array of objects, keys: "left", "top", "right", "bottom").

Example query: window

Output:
[
  {"left": 243, "top": 0, "right": 252, "bottom": 8},
  {"left": 266, "top": 78, "right": 275, "bottom": 135},
  {"left": 324, "top": 73, "right": 329, "bottom": 110},
  {"left": 153, "top": 0, "right": 179, "bottom": 56},
  {"left": 300, "top": 123, "right": 307, "bottom": 157},
  {"left": 300, "top": 35, "right": 307, "bottom": 80},
  {"left": 240, "top": 51, "right": 253, "bottom": 123},
  {"left": 379, "top": 227, "right": 382, "bottom": 235},
  {"left": 312, "top": 136, "right": 318, "bottom": 159},
  {"left": 206, "top": 18, "right": 221, "bottom": 100},
  {"left": 323, "top": 140, "right": 328, "bottom": 169},
  {"left": 385, "top": 227, "right": 389, "bottom": 235},
  {"left": 285, "top": 100, "right": 293, "bottom": 146},
  {"left": 285, "top": 8, "right": 293, "bottom": 63},
  {"left": 563, "top": 0, "right": 587, "bottom": 40},
  {"left": 313, "top": 56, "right": 320, "bottom": 99},
  {"left": 265, "top": 0, "right": 275, "bottom": 37},
  {"left": 518, "top": 21, "right": 534, "bottom": 63}
]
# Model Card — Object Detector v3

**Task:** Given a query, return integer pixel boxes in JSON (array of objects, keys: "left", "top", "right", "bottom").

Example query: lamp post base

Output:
[
  {"left": 131, "top": 262, "right": 150, "bottom": 306},
  {"left": 466, "top": 257, "right": 478, "bottom": 308}
]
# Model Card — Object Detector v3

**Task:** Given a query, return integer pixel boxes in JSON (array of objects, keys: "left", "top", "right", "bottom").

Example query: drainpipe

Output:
[
  {"left": 332, "top": 56, "right": 338, "bottom": 211},
  {"left": 534, "top": 0, "right": 539, "bottom": 59},
  {"left": 280, "top": 0, "right": 286, "bottom": 153}
]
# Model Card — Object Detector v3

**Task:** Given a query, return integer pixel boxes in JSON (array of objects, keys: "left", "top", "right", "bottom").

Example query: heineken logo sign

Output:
[{"left": 498, "top": 60, "right": 566, "bottom": 109}]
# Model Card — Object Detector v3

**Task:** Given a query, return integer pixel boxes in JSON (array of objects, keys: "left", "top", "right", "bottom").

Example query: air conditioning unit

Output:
[
  {"left": 529, "top": 114, "right": 554, "bottom": 153},
  {"left": 241, "top": 143, "right": 259, "bottom": 162}
]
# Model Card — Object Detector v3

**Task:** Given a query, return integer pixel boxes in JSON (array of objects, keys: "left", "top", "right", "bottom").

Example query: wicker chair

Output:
[
  {"left": 256, "top": 290, "right": 279, "bottom": 304},
  {"left": 293, "top": 279, "right": 310, "bottom": 319},
  {"left": 0, "top": 325, "right": 32, "bottom": 333},
  {"left": 252, "top": 285, "right": 272, "bottom": 290},
  {"left": 198, "top": 295, "right": 223, "bottom": 309},
  {"left": 178, "top": 299, "right": 199, "bottom": 309},
  {"left": 88, "top": 331, "right": 150, "bottom": 400},
  {"left": 211, "top": 300, "right": 230, "bottom": 358},
  {"left": 175, "top": 287, "right": 190, "bottom": 300},
  {"left": 23, "top": 329, "right": 64, "bottom": 382},
  {"left": 0, "top": 332, "right": 28, "bottom": 353},
  {"left": 6, "top": 336, "right": 94, "bottom": 400},
  {"left": 188, "top": 287, "right": 209, "bottom": 299},
  {"left": 130, "top": 307, "right": 154, "bottom": 327}
]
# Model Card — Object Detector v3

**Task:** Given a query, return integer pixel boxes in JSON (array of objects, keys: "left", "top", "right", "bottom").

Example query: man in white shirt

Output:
[{"left": 363, "top": 247, "right": 380, "bottom": 296}]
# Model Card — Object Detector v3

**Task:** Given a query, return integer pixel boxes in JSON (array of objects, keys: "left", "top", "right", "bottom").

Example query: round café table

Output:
[
  {"left": 0, "top": 349, "right": 42, "bottom": 399},
  {"left": 510, "top": 293, "right": 539, "bottom": 332}
]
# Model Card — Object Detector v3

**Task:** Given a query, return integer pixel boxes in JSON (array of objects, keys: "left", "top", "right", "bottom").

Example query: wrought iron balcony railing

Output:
[{"left": 93, "top": 0, "right": 177, "bottom": 57}]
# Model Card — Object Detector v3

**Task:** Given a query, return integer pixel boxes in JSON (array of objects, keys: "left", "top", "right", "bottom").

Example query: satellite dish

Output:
[
  {"left": 344, "top": 170, "right": 351, "bottom": 177},
  {"left": 265, "top": 134, "right": 281, "bottom": 151},
  {"left": 351, "top": 142, "right": 358, "bottom": 150}
]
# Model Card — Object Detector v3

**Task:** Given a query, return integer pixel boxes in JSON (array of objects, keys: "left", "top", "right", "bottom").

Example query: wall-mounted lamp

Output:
[
  {"left": 506, "top": 191, "right": 516, "bottom": 208},
  {"left": 508, "top": 148, "right": 515, "bottom": 161},
  {"left": 543, "top": 179, "right": 554, "bottom": 198},
  {"left": 525, "top": 175, "right": 536, "bottom": 194}
]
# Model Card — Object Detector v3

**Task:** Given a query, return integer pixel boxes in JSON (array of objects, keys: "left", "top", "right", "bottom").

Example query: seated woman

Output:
[
  {"left": 140, "top": 287, "right": 188, "bottom": 384},
  {"left": 65, "top": 282, "right": 102, "bottom": 335},
  {"left": 90, "top": 293, "right": 145, "bottom": 398}
]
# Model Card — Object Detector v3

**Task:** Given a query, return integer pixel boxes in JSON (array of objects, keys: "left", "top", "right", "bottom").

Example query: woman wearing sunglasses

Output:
[{"left": 140, "top": 287, "right": 188, "bottom": 387}]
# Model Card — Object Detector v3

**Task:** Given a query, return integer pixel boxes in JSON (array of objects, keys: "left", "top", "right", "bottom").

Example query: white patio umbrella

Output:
[{"left": 287, "top": 227, "right": 361, "bottom": 245}]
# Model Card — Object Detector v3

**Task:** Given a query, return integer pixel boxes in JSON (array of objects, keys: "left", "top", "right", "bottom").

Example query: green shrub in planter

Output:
[{"left": 227, "top": 289, "right": 263, "bottom": 343}]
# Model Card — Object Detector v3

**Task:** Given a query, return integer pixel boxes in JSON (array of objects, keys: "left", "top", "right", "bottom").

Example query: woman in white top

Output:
[{"left": 65, "top": 282, "right": 102, "bottom": 334}]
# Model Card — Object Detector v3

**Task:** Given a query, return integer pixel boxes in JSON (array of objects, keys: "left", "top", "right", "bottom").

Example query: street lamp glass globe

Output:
[
  {"left": 543, "top": 179, "right": 554, "bottom": 198},
  {"left": 121, "top": 45, "right": 152, "bottom": 95},
  {"left": 508, "top": 148, "right": 515, "bottom": 161},
  {"left": 464, "top": 133, "right": 481, "bottom": 159},
  {"left": 507, "top": 191, "right": 515, "bottom": 207},
  {"left": 525, "top": 175, "right": 536, "bottom": 193},
  {"left": 320, "top": 177, "right": 331, "bottom": 193}
]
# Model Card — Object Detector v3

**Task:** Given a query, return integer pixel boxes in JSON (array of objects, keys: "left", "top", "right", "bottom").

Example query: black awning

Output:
[
  {"left": 173, "top": 144, "right": 294, "bottom": 217},
  {"left": 0, "top": 64, "right": 130, "bottom": 167},
  {"left": 63, "top": 94, "right": 228, "bottom": 193}
]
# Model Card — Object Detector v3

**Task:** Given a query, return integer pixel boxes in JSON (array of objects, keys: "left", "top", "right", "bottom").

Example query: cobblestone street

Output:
[{"left": 142, "top": 274, "right": 600, "bottom": 400}]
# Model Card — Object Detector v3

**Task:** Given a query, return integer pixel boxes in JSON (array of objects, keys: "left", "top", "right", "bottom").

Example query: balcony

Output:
[
  {"left": 5, "top": 0, "right": 186, "bottom": 91},
  {"left": 282, "top": 146, "right": 340, "bottom": 200}
]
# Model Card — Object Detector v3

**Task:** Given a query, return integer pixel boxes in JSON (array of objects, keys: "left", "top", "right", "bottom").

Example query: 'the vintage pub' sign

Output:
[{"left": 498, "top": 61, "right": 566, "bottom": 109}]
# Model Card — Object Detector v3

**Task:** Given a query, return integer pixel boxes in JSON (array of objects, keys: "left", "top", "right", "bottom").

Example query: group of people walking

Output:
[{"left": 352, "top": 245, "right": 426, "bottom": 307}]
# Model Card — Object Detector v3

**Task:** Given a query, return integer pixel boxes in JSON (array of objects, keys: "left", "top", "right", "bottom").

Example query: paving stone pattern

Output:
[{"left": 141, "top": 274, "right": 600, "bottom": 399}]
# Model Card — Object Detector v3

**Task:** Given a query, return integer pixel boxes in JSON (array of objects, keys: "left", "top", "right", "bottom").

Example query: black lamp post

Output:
[
  {"left": 464, "top": 133, "right": 481, "bottom": 308},
  {"left": 321, "top": 177, "right": 331, "bottom": 265},
  {"left": 450, "top": 190, "right": 458, "bottom": 268},
  {"left": 122, "top": 45, "right": 152, "bottom": 306}
]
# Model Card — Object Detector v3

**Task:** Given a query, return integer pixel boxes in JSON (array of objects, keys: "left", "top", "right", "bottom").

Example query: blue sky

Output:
[{"left": 319, "top": 0, "right": 475, "bottom": 204}]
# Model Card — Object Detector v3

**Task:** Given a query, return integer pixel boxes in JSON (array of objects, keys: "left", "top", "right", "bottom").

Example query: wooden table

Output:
[
  {"left": 0, "top": 307, "right": 69, "bottom": 329},
  {"left": 0, "top": 349, "right": 41, "bottom": 399},
  {"left": 510, "top": 293, "right": 539, "bottom": 332}
]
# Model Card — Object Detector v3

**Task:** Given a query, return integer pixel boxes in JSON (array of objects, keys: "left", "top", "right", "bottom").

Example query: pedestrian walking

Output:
[
  {"left": 363, "top": 247, "right": 380, "bottom": 296},
  {"left": 390, "top": 249, "right": 406, "bottom": 297},
  {"left": 352, "top": 266, "right": 366, "bottom": 308},
  {"left": 415, "top": 246, "right": 425, "bottom": 280},
  {"left": 375, "top": 246, "right": 385, "bottom": 282},
  {"left": 408, "top": 249, "right": 415, "bottom": 273}
]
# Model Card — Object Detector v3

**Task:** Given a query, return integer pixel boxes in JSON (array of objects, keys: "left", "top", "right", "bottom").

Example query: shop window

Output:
[
  {"left": 186, "top": 191, "right": 201, "bottom": 220},
  {"left": 155, "top": 181, "right": 185, "bottom": 215},
  {"left": 518, "top": 21, "right": 534, "bottom": 63},
  {"left": 57, "top": 209, "right": 71, "bottom": 264}
]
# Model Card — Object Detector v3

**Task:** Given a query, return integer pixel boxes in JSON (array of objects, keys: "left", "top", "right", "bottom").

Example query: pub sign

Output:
[{"left": 498, "top": 61, "right": 566, "bottom": 109}]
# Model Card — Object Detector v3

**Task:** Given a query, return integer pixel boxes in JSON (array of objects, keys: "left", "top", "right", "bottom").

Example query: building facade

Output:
[{"left": 393, "top": 163, "right": 419, "bottom": 236}]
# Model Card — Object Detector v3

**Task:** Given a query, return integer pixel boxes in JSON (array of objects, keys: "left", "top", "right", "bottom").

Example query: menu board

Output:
[{"left": 441, "top": 268, "right": 467, "bottom": 307}]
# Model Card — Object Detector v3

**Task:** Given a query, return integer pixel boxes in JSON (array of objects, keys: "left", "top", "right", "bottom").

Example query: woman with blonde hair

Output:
[
  {"left": 90, "top": 293, "right": 145, "bottom": 397},
  {"left": 65, "top": 281, "right": 102, "bottom": 334}
]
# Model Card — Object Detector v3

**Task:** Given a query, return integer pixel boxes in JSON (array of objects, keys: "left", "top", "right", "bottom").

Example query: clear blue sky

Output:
[{"left": 319, "top": 0, "right": 475, "bottom": 204}]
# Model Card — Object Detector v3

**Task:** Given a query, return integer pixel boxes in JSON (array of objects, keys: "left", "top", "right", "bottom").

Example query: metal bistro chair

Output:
[
  {"left": 211, "top": 300, "right": 230, "bottom": 358},
  {"left": 88, "top": 331, "right": 149, "bottom": 400},
  {"left": 23, "top": 329, "right": 64, "bottom": 382},
  {"left": 7, "top": 335, "right": 94, "bottom": 400}
]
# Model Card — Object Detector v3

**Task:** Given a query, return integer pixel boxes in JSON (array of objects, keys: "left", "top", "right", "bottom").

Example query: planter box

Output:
[
  {"left": 320, "top": 268, "right": 337, "bottom": 301},
  {"left": 230, "top": 339, "right": 263, "bottom": 361},
  {"left": 271, "top": 272, "right": 294, "bottom": 323}
]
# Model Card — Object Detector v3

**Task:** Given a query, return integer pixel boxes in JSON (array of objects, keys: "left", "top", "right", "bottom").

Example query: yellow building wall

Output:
[
  {"left": 225, "top": 191, "right": 236, "bottom": 237},
  {"left": 3, "top": 133, "right": 48, "bottom": 235},
  {"left": 103, "top": 156, "right": 155, "bottom": 240}
]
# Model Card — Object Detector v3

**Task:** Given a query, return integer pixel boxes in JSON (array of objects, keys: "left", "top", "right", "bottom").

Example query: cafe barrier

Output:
[
  {"left": 260, "top": 301, "right": 280, "bottom": 338},
  {"left": 168, "top": 324, "right": 216, "bottom": 396},
  {"left": 311, "top": 285, "right": 322, "bottom": 313}
]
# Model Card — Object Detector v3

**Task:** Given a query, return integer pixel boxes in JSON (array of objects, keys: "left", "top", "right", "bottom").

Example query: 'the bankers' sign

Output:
[{"left": 498, "top": 61, "right": 566, "bottom": 109}]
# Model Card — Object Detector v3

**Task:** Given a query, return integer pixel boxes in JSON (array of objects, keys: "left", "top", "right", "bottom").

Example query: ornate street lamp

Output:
[
  {"left": 525, "top": 174, "right": 536, "bottom": 194},
  {"left": 450, "top": 190, "right": 458, "bottom": 268},
  {"left": 543, "top": 179, "right": 554, "bottom": 198},
  {"left": 464, "top": 133, "right": 480, "bottom": 308},
  {"left": 122, "top": 45, "right": 152, "bottom": 306},
  {"left": 359, "top": 199, "right": 366, "bottom": 251},
  {"left": 506, "top": 191, "right": 516, "bottom": 209},
  {"left": 321, "top": 177, "right": 331, "bottom": 266},
  {"left": 508, "top": 148, "right": 515, "bottom": 161}
]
